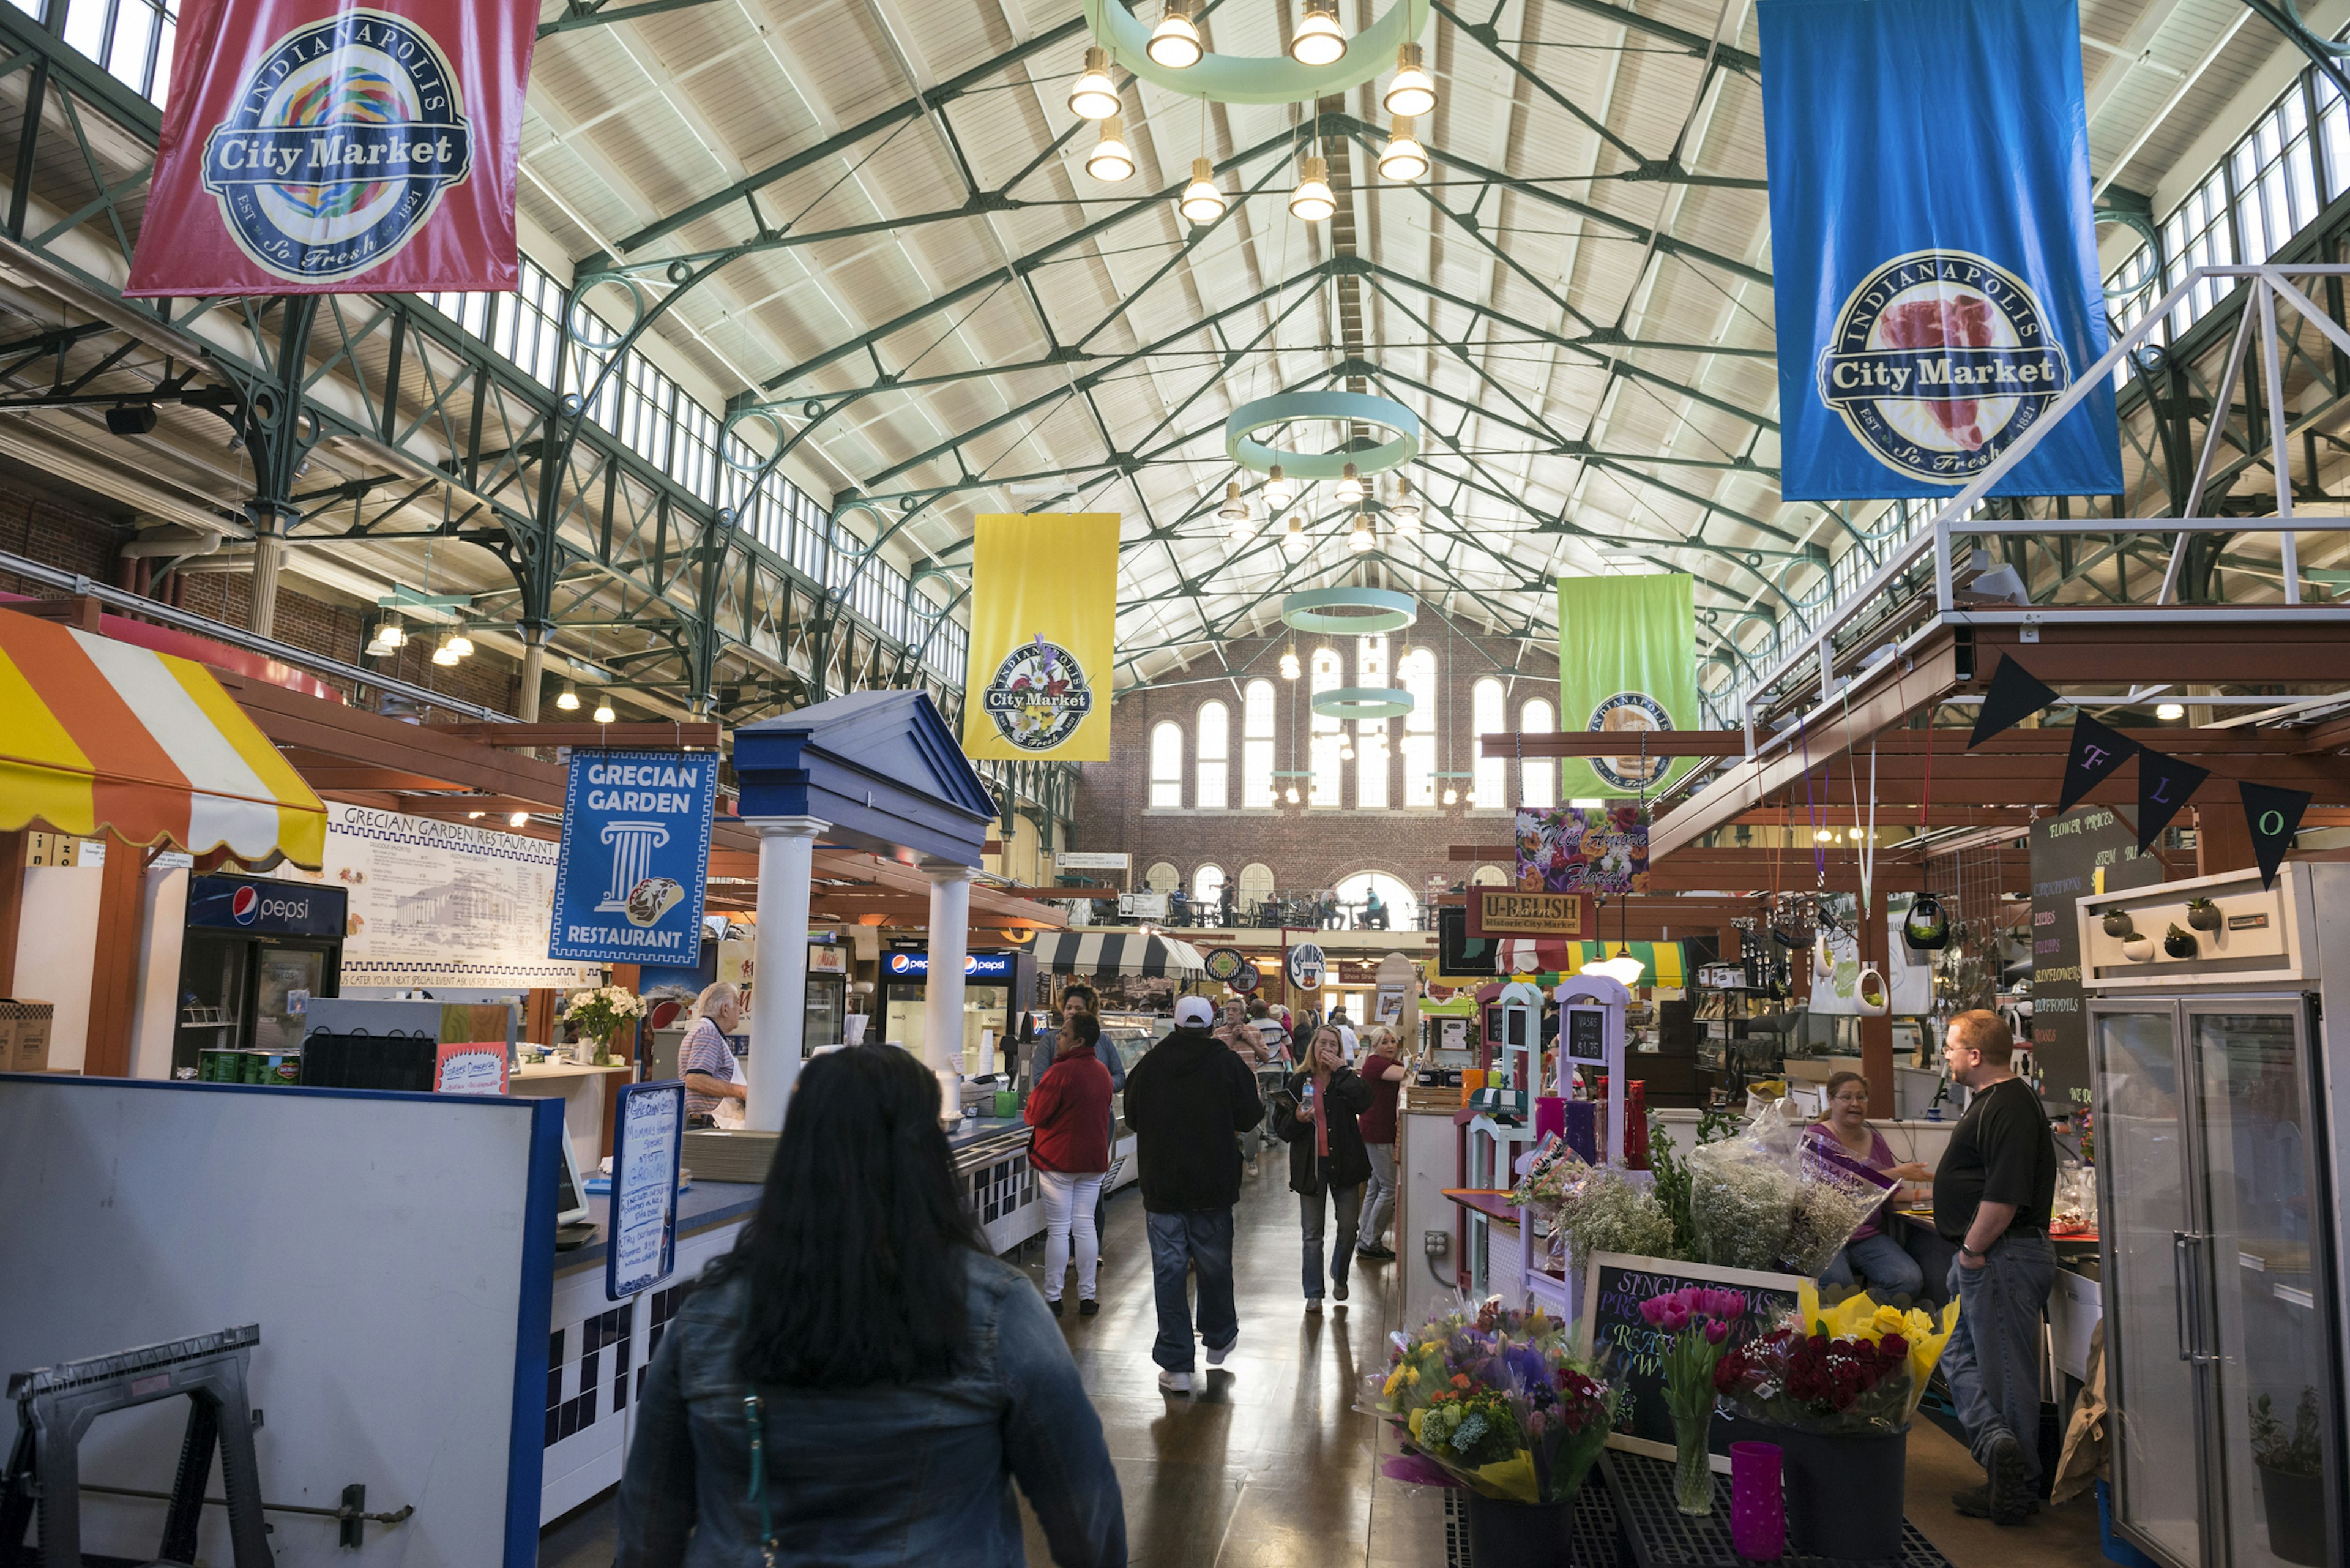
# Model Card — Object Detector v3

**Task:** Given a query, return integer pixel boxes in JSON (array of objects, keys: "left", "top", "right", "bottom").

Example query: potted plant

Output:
[
  {"left": 1373, "top": 1297, "right": 1622, "bottom": 1568},
  {"left": 1642, "top": 1286, "right": 1749, "bottom": 1514},
  {"left": 2122, "top": 933, "right": 2154, "bottom": 962},
  {"left": 2187, "top": 897, "right": 2223, "bottom": 933},
  {"left": 1712, "top": 1288, "right": 1959, "bottom": 1562},
  {"left": 562, "top": 984, "right": 646, "bottom": 1065},
  {"left": 2102, "top": 909, "right": 2136, "bottom": 939},
  {"left": 2252, "top": 1389, "right": 2326, "bottom": 1566},
  {"left": 2164, "top": 924, "right": 2198, "bottom": 960}
]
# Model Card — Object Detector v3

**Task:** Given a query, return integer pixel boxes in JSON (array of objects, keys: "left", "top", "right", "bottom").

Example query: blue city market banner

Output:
[
  {"left": 1759, "top": 0, "right": 2123, "bottom": 501},
  {"left": 549, "top": 750, "right": 718, "bottom": 965}
]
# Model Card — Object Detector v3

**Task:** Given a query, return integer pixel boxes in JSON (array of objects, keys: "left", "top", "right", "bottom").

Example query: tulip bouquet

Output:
[
  {"left": 1641, "top": 1286, "right": 1751, "bottom": 1514},
  {"left": 1372, "top": 1296, "right": 1623, "bottom": 1505},
  {"left": 1711, "top": 1287, "right": 1958, "bottom": 1436}
]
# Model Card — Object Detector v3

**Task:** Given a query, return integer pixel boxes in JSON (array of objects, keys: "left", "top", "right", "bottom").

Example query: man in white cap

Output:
[{"left": 1121, "top": 993, "right": 1264, "bottom": 1396}]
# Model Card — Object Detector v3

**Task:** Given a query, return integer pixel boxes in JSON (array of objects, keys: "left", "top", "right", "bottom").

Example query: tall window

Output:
[
  {"left": 1520, "top": 698, "right": 1556, "bottom": 808},
  {"left": 1196, "top": 701, "right": 1229, "bottom": 810},
  {"left": 1400, "top": 646, "right": 1437, "bottom": 806},
  {"left": 1241, "top": 680, "right": 1276, "bottom": 808},
  {"left": 1239, "top": 862, "right": 1277, "bottom": 915},
  {"left": 1145, "top": 861, "right": 1181, "bottom": 892},
  {"left": 1193, "top": 864, "right": 1226, "bottom": 907},
  {"left": 1149, "top": 721, "right": 1183, "bottom": 808},
  {"left": 1356, "top": 635, "right": 1389, "bottom": 809},
  {"left": 1472, "top": 678, "right": 1505, "bottom": 808},
  {"left": 1310, "top": 648, "right": 1343, "bottom": 808}
]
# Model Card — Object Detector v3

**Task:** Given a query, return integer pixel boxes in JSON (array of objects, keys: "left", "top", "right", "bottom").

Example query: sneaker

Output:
[
  {"left": 1078, "top": 1298, "right": 1099, "bottom": 1318},
  {"left": 1206, "top": 1337, "right": 1236, "bottom": 1367},
  {"left": 1952, "top": 1484, "right": 1993, "bottom": 1518},
  {"left": 1048, "top": 1297, "right": 1064, "bottom": 1318},
  {"left": 1334, "top": 1279, "right": 1349, "bottom": 1303},
  {"left": 1986, "top": 1435, "right": 2039, "bottom": 1523},
  {"left": 1305, "top": 1298, "right": 1323, "bottom": 1315},
  {"left": 1356, "top": 1244, "right": 1396, "bottom": 1261},
  {"left": 1158, "top": 1369, "right": 1192, "bottom": 1395}
]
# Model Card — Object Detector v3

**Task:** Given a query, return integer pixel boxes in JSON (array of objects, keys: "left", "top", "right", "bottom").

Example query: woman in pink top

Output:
[{"left": 1807, "top": 1070, "right": 1931, "bottom": 1298}]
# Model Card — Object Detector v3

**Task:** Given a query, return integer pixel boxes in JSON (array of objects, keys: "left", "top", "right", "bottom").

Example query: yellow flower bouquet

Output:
[{"left": 1799, "top": 1283, "right": 1960, "bottom": 1424}]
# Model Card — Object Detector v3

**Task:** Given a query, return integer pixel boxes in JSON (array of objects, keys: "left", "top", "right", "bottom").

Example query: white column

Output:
[
  {"left": 248, "top": 528, "right": 287, "bottom": 638},
  {"left": 518, "top": 626, "right": 546, "bottom": 723},
  {"left": 923, "top": 864, "right": 976, "bottom": 1100},
  {"left": 743, "top": 816, "right": 826, "bottom": 1132}
]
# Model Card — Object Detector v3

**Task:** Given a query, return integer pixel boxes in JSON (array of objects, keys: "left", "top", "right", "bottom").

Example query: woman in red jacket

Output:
[{"left": 1024, "top": 1013, "right": 1116, "bottom": 1317}]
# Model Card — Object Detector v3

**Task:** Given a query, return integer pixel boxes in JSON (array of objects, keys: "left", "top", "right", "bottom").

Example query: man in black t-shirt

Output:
[{"left": 1932, "top": 1010, "right": 2059, "bottom": 1526}]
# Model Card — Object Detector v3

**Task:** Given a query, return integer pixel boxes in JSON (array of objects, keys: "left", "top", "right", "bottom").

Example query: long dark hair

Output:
[{"left": 714, "top": 1045, "right": 980, "bottom": 1387}]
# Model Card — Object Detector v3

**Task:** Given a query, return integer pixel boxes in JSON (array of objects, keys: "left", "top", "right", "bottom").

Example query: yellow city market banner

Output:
[{"left": 961, "top": 513, "right": 1118, "bottom": 761}]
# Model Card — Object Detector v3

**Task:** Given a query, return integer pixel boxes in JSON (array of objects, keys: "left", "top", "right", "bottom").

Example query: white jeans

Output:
[{"left": 1037, "top": 1169, "right": 1105, "bottom": 1302}]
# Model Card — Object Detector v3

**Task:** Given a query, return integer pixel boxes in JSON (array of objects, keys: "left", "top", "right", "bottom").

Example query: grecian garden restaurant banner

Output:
[
  {"left": 126, "top": 0, "right": 537, "bottom": 294},
  {"left": 961, "top": 513, "right": 1119, "bottom": 763},
  {"left": 1758, "top": 0, "right": 2122, "bottom": 501}
]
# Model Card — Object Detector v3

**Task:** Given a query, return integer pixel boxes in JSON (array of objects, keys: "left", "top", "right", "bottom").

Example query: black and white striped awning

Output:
[{"left": 1031, "top": 930, "right": 1207, "bottom": 979}]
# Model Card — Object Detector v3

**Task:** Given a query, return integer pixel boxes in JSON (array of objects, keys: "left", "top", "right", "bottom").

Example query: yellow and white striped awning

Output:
[{"left": 0, "top": 611, "right": 326, "bottom": 866}]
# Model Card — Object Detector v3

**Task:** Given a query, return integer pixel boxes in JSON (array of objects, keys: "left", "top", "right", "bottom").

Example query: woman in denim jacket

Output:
[{"left": 616, "top": 1044, "right": 1127, "bottom": 1566}]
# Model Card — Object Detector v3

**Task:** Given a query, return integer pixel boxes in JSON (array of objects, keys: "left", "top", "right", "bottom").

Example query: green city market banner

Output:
[{"left": 1556, "top": 574, "right": 1698, "bottom": 800}]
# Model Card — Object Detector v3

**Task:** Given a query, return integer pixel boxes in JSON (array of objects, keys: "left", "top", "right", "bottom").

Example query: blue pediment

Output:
[{"left": 733, "top": 689, "right": 997, "bottom": 866}]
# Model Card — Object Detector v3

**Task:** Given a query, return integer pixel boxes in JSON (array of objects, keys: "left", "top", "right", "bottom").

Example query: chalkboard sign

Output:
[
  {"left": 1580, "top": 1252, "right": 1804, "bottom": 1468},
  {"left": 1565, "top": 1007, "right": 1607, "bottom": 1063}
]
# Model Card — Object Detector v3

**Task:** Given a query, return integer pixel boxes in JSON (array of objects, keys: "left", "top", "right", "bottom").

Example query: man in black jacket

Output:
[{"left": 1122, "top": 995, "right": 1264, "bottom": 1396}]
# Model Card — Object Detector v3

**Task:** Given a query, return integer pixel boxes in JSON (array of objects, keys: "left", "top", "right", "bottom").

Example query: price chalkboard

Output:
[
  {"left": 1580, "top": 1252, "right": 1804, "bottom": 1467},
  {"left": 1565, "top": 1007, "right": 1607, "bottom": 1063}
]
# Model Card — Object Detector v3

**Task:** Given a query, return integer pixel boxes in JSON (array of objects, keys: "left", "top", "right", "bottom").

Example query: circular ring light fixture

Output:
[
  {"left": 1280, "top": 586, "right": 1418, "bottom": 634},
  {"left": 1312, "top": 687, "right": 1415, "bottom": 719},
  {"left": 1226, "top": 390, "right": 1420, "bottom": 480},
  {"left": 1082, "top": 0, "right": 1430, "bottom": 104}
]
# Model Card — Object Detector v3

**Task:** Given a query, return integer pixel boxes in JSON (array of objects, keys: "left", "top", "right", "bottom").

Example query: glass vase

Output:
[{"left": 1674, "top": 1422, "right": 1714, "bottom": 1515}]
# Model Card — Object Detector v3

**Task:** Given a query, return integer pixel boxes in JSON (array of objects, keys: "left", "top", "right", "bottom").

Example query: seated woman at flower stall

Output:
[
  {"left": 616, "top": 1044, "right": 1126, "bottom": 1567},
  {"left": 1807, "top": 1071, "right": 1931, "bottom": 1299}
]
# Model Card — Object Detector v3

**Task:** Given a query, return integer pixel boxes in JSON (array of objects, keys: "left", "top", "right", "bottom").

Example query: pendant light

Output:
[
  {"left": 1442, "top": 786, "right": 1458, "bottom": 805},
  {"left": 1218, "top": 481, "right": 1250, "bottom": 523},
  {"left": 1067, "top": 46, "right": 1119, "bottom": 119},
  {"left": 1289, "top": 0, "right": 1346, "bottom": 66},
  {"left": 445, "top": 618, "right": 474, "bottom": 659},
  {"left": 1289, "top": 155, "right": 1335, "bottom": 222},
  {"left": 1384, "top": 43, "right": 1437, "bottom": 118},
  {"left": 508, "top": 810, "right": 531, "bottom": 828},
  {"left": 1348, "top": 513, "right": 1375, "bottom": 552},
  {"left": 1085, "top": 116, "right": 1134, "bottom": 182},
  {"left": 1263, "top": 464, "right": 1294, "bottom": 510},
  {"left": 1334, "top": 461, "right": 1365, "bottom": 504},
  {"left": 1146, "top": 0, "right": 1203, "bottom": 68},
  {"left": 1285, "top": 785, "right": 1300, "bottom": 804},
  {"left": 555, "top": 681, "right": 581, "bottom": 712},
  {"left": 367, "top": 611, "right": 405, "bottom": 654},
  {"left": 1377, "top": 116, "right": 1428, "bottom": 182},
  {"left": 1281, "top": 515, "right": 1308, "bottom": 556},
  {"left": 1338, "top": 738, "right": 1355, "bottom": 762},
  {"left": 1280, "top": 642, "right": 1301, "bottom": 680},
  {"left": 1178, "top": 157, "right": 1225, "bottom": 224},
  {"left": 1390, "top": 476, "right": 1422, "bottom": 537},
  {"left": 592, "top": 693, "right": 617, "bottom": 724},
  {"left": 431, "top": 631, "right": 461, "bottom": 666}
]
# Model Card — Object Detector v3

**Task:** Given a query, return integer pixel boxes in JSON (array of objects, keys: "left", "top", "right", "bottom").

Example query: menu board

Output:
[
  {"left": 1581, "top": 1252, "right": 1803, "bottom": 1466},
  {"left": 2029, "top": 805, "right": 2167, "bottom": 1104},
  {"left": 302, "top": 805, "right": 603, "bottom": 989},
  {"left": 608, "top": 1081, "right": 685, "bottom": 1301}
]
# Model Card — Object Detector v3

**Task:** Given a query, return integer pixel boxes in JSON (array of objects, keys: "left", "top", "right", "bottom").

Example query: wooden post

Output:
[
  {"left": 0, "top": 831, "right": 26, "bottom": 997},
  {"left": 524, "top": 987, "right": 557, "bottom": 1048},
  {"left": 2195, "top": 805, "right": 2258, "bottom": 876},
  {"left": 83, "top": 838, "right": 147, "bottom": 1076},
  {"left": 1857, "top": 900, "right": 1895, "bottom": 1119}
]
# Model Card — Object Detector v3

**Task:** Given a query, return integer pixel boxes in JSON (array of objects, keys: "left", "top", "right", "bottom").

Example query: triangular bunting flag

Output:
[
  {"left": 2136, "top": 749, "right": 2210, "bottom": 851},
  {"left": 1970, "top": 655, "right": 2061, "bottom": 749},
  {"left": 2057, "top": 715, "right": 2140, "bottom": 813},
  {"left": 2240, "top": 781, "right": 2313, "bottom": 890}
]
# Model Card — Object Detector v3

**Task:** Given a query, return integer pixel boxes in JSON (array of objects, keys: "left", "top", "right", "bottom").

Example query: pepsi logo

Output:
[
  {"left": 229, "top": 886, "right": 312, "bottom": 927},
  {"left": 231, "top": 885, "right": 259, "bottom": 925}
]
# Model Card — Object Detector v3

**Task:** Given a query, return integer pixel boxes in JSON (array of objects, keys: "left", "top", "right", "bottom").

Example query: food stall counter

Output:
[
  {"left": 553, "top": 1179, "right": 765, "bottom": 1277},
  {"left": 949, "top": 1115, "right": 1043, "bottom": 1255}
]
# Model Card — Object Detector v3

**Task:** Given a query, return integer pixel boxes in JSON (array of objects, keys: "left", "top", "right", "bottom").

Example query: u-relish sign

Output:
[
  {"left": 550, "top": 751, "right": 718, "bottom": 965},
  {"left": 1466, "top": 889, "right": 1593, "bottom": 941},
  {"left": 127, "top": 0, "right": 536, "bottom": 295}
]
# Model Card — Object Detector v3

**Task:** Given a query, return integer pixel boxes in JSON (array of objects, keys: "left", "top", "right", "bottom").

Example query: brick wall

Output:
[
  {"left": 0, "top": 479, "right": 121, "bottom": 597},
  {"left": 1069, "top": 625, "right": 1564, "bottom": 903}
]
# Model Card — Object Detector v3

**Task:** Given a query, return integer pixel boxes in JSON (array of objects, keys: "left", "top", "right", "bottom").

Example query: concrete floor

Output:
[{"left": 541, "top": 1143, "right": 2114, "bottom": 1567}]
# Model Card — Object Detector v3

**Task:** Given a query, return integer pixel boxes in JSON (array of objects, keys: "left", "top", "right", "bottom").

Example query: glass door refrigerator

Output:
[
  {"left": 881, "top": 947, "right": 1035, "bottom": 1078},
  {"left": 173, "top": 874, "right": 349, "bottom": 1073},
  {"left": 2082, "top": 864, "right": 2344, "bottom": 1568}
]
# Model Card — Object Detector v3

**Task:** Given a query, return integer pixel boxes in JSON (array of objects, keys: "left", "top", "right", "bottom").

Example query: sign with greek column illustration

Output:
[{"left": 550, "top": 750, "right": 718, "bottom": 965}]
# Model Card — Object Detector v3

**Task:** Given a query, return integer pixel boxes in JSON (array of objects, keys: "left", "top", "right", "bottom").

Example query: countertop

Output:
[
  {"left": 513, "top": 1061, "right": 636, "bottom": 1080},
  {"left": 948, "top": 1114, "right": 1033, "bottom": 1154},
  {"left": 556, "top": 1178, "right": 764, "bottom": 1276}
]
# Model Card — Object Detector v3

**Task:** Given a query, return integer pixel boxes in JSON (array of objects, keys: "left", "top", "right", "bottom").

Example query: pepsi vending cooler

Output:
[{"left": 171, "top": 873, "right": 348, "bottom": 1074}]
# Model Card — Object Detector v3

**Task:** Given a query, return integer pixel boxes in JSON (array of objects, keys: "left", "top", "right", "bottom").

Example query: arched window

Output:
[
  {"left": 1196, "top": 700, "right": 1229, "bottom": 810},
  {"left": 1241, "top": 680, "right": 1276, "bottom": 808},
  {"left": 1334, "top": 870, "right": 1419, "bottom": 931},
  {"left": 1520, "top": 698, "right": 1556, "bottom": 808},
  {"left": 1238, "top": 861, "right": 1277, "bottom": 916},
  {"left": 1310, "top": 648, "right": 1343, "bottom": 808},
  {"left": 1472, "top": 678, "right": 1505, "bottom": 808},
  {"left": 1471, "top": 864, "right": 1509, "bottom": 886},
  {"left": 1144, "top": 861, "right": 1181, "bottom": 893},
  {"left": 1354, "top": 634, "right": 1390, "bottom": 810},
  {"left": 1193, "top": 863, "right": 1226, "bottom": 908},
  {"left": 1149, "top": 720, "right": 1183, "bottom": 808},
  {"left": 1399, "top": 646, "right": 1437, "bottom": 807}
]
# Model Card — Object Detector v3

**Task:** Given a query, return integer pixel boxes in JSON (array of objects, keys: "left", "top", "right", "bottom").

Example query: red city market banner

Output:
[{"left": 126, "top": 0, "right": 535, "bottom": 296}]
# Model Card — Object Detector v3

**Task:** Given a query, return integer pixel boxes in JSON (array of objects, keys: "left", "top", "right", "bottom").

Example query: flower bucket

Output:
[
  {"left": 1463, "top": 1491, "right": 1576, "bottom": 1568},
  {"left": 1777, "top": 1427, "right": 1905, "bottom": 1562},
  {"left": 2257, "top": 1464, "right": 2327, "bottom": 1566}
]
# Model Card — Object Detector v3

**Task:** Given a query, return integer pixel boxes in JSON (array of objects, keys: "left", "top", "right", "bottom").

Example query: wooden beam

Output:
[
  {"left": 1477, "top": 730, "right": 1751, "bottom": 757},
  {"left": 0, "top": 831, "right": 24, "bottom": 998},
  {"left": 1491, "top": 725, "right": 2342, "bottom": 759},
  {"left": 1969, "top": 622, "right": 2350, "bottom": 685},
  {"left": 83, "top": 840, "right": 146, "bottom": 1076},
  {"left": 223, "top": 674, "right": 572, "bottom": 804},
  {"left": 437, "top": 721, "right": 723, "bottom": 750}
]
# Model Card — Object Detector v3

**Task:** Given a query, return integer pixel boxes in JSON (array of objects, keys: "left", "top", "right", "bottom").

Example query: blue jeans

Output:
[
  {"left": 1819, "top": 1231, "right": 1926, "bottom": 1299},
  {"left": 1146, "top": 1208, "right": 1237, "bottom": 1373},
  {"left": 1941, "top": 1231, "right": 2056, "bottom": 1482},
  {"left": 1301, "top": 1184, "right": 1363, "bottom": 1299}
]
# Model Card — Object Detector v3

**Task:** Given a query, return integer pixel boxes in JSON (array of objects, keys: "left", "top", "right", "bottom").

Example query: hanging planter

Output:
[
  {"left": 2102, "top": 909, "right": 2136, "bottom": 939},
  {"left": 2122, "top": 934, "right": 2154, "bottom": 963},
  {"left": 2187, "top": 897, "right": 2223, "bottom": 933},
  {"left": 1854, "top": 968, "right": 1889, "bottom": 1017},
  {"left": 1904, "top": 894, "right": 1949, "bottom": 950},
  {"left": 2164, "top": 924, "right": 2199, "bottom": 960}
]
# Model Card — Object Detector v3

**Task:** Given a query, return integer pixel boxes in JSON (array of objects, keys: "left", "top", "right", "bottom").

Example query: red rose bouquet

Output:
[{"left": 1711, "top": 1318, "right": 1915, "bottom": 1436}]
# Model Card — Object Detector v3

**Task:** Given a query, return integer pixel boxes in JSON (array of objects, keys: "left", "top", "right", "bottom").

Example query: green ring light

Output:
[
  {"left": 1312, "top": 687, "right": 1415, "bottom": 719},
  {"left": 1281, "top": 586, "right": 1418, "bottom": 633},
  {"left": 1084, "top": 0, "right": 1431, "bottom": 104},
  {"left": 1227, "top": 390, "right": 1420, "bottom": 479}
]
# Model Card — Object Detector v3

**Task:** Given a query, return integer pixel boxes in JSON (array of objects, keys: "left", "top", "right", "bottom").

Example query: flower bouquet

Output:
[
  {"left": 1641, "top": 1286, "right": 1750, "bottom": 1514},
  {"left": 563, "top": 985, "right": 646, "bottom": 1064},
  {"left": 1685, "top": 1103, "right": 1896, "bottom": 1276}
]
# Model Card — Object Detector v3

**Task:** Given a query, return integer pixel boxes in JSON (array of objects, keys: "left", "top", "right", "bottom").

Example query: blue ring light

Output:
[
  {"left": 1226, "top": 390, "right": 1420, "bottom": 480},
  {"left": 1312, "top": 687, "right": 1415, "bottom": 719},
  {"left": 1084, "top": 0, "right": 1431, "bottom": 105},
  {"left": 1280, "top": 586, "right": 1419, "bottom": 633}
]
